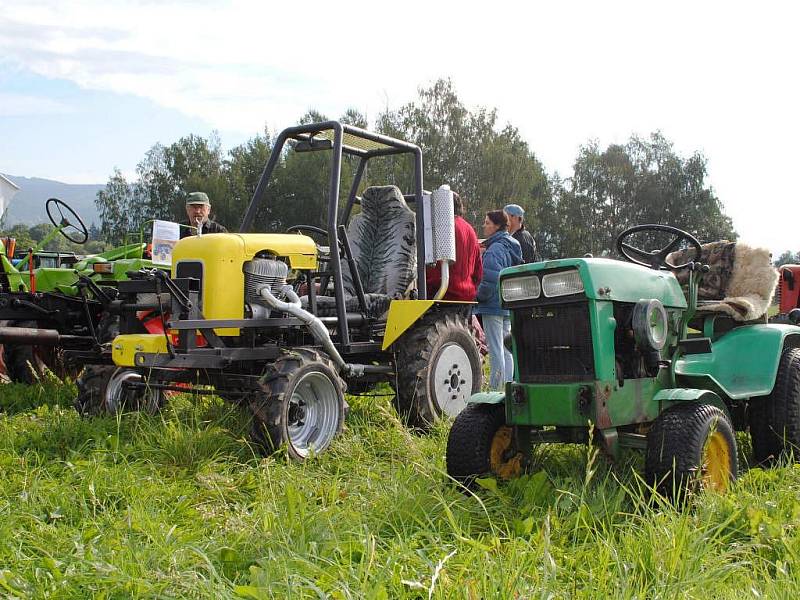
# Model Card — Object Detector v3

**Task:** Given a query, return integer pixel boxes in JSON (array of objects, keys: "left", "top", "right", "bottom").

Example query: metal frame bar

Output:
[
  {"left": 341, "top": 158, "right": 366, "bottom": 225},
  {"left": 136, "top": 346, "right": 280, "bottom": 369},
  {"left": 412, "top": 147, "right": 426, "bottom": 299},
  {"left": 338, "top": 224, "right": 368, "bottom": 319},
  {"left": 238, "top": 121, "right": 428, "bottom": 341}
]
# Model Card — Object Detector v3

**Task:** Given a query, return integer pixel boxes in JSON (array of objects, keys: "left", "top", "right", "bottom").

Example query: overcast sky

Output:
[{"left": 1, "top": 0, "right": 798, "bottom": 255}]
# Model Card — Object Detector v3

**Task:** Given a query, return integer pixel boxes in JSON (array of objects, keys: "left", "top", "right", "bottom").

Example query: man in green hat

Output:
[{"left": 181, "top": 192, "right": 228, "bottom": 238}]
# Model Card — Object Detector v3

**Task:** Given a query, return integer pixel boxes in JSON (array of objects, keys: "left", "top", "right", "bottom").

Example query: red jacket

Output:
[{"left": 425, "top": 216, "right": 483, "bottom": 301}]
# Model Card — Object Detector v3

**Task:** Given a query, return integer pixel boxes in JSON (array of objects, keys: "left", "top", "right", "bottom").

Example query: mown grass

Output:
[{"left": 1, "top": 377, "right": 799, "bottom": 598}]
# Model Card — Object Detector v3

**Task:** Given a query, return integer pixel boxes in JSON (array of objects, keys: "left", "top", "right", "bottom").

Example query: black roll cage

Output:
[{"left": 239, "top": 121, "right": 427, "bottom": 349}]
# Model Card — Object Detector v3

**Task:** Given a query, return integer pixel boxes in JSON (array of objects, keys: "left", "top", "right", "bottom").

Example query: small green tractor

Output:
[
  {"left": 447, "top": 224, "right": 800, "bottom": 498},
  {"left": 0, "top": 198, "right": 165, "bottom": 382},
  {"left": 77, "top": 121, "right": 482, "bottom": 458}
]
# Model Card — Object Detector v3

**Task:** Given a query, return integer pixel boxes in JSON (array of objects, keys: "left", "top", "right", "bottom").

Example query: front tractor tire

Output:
[
  {"left": 749, "top": 348, "right": 800, "bottom": 465},
  {"left": 645, "top": 402, "right": 737, "bottom": 500},
  {"left": 395, "top": 311, "right": 482, "bottom": 429},
  {"left": 74, "top": 366, "right": 163, "bottom": 416},
  {"left": 446, "top": 403, "right": 523, "bottom": 487},
  {"left": 249, "top": 349, "right": 346, "bottom": 461}
]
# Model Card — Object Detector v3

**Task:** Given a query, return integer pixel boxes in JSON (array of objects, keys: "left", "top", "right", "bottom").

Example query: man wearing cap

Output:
[
  {"left": 504, "top": 204, "right": 540, "bottom": 263},
  {"left": 181, "top": 192, "right": 228, "bottom": 238}
]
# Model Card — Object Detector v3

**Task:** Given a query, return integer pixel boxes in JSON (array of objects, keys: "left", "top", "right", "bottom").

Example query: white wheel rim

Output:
[
  {"left": 105, "top": 368, "right": 161, "bottom": 413},
  {"left": 432, "top": 343, "right": 473, "bottom": 418},
  {"left": 286, "top": 371, "right": 340, "bottom": 458}
]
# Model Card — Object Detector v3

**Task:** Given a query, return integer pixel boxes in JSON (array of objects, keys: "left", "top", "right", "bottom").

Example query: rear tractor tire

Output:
[
  {"left": 249, "top": 348, "right": 346, "bottom": 461},
  {"left": 749, "top": 347, "right": 800, "bottom": 465},
  {"left": 645, "top": 402, "right": 737, "bottom": 500},
  {"left": 446, "top": 403, "right": 523, "bottom": 488},
  {"left": 74, "top": 366, "right": 163, "bottom": 416},
  {"left": 395, "top": 311, "right": 482, "bottom": 429}
]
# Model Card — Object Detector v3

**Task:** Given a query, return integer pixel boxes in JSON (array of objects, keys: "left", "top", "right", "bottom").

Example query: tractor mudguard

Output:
[
  {"left": 466, "top": 391, "right": 506, "bottom": 405},
  {"left": 675, "top": 323, "right": 800, "bottom": 399},
  {"left": 654, "top": 388, "right": 729, "bottom": 419},
  {"left": 382, "top": 299, "right": 473, "bottom": 350},
  {"left": 73, "top": 243, "right": 147, "bottom": 269}
]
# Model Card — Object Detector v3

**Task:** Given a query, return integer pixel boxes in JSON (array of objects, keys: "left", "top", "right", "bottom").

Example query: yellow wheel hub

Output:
[
  {"left": 702, "top": 430, "right": 732, "bottom": 492},
  {"left": 489, "top": 426, "right": 523, "bottom": 480}
]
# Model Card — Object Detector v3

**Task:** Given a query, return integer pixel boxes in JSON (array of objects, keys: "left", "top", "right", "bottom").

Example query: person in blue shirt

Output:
[{"left": 474, "top": 210, "right": 522, "bottom": 389}]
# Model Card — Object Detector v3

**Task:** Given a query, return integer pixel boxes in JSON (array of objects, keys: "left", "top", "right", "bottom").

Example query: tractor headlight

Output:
[
  {"left": 542, "top": 269, "right": 584, "bottom": 297},
  {"left": 501, "top": 275, "right": 541, "bottom": 302}
]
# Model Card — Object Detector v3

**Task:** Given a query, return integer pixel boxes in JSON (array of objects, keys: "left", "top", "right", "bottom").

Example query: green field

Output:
[{"left": 1, "top": 377, "right": 799, "bottom": 599}]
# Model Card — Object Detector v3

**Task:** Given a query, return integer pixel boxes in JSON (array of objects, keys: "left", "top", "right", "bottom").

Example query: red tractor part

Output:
[
  {"left": 775, "top": 265, "right": 800, "bottom": 325},
  {"left": 2, "top": 237, "right": 16, "bottom": 256},
  {"left": 136, "top": 309, "right": 207, "bottom": 347},
  {"left": 778, "top": 265, "right": 800, "bottom": 314}
]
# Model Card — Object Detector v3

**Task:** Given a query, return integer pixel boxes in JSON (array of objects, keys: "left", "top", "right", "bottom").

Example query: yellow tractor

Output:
[{"left": 76, "top": 121, "right": 482, "bottom": 459}]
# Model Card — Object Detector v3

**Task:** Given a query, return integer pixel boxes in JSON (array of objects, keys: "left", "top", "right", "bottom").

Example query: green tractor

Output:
[
  {"left": 447, "top": 224, "right": 800, "bottom": 498},
  {"left": 0, "top": 198, "right": 166, "bottom": 383}
]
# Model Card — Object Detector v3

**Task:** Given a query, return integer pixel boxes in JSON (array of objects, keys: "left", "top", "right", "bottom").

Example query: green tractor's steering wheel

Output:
[
  {"left": 616, "top": 224, "right": 701, "bottom": 270},
  {"left": 46, "top": 197, "right": 89, "bottom": 244}
]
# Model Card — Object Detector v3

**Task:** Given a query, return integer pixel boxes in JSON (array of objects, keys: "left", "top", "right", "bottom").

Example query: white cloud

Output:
[{"left": 1, "top": 0, "right": 799, "bottom": 253}]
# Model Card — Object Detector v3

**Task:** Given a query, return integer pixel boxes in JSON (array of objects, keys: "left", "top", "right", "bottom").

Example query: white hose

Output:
[
  {"left": 258, "top": 285, "right": 365, "bottom": 376},
  {"left": 433, "top": 261, "right": 450, "bottom": 300}
]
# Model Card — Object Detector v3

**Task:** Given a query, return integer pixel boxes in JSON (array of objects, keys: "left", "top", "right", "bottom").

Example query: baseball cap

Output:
[
  {"left": 186, "top": 192, "right": 210, "bottom": 205},
  {"left": 504, "top": 204, "right": 524, "bottom": 217}
]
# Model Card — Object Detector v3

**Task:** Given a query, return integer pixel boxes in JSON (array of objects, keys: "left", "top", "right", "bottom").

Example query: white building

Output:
[{"left": 0, "top": 174, "right": 20, "bottom": 219}]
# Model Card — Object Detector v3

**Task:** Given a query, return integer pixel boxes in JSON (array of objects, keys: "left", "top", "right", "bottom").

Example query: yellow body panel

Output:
[
  {"left": 112, "top": 334, "right": 168, "bottom": 367},
  {"left": 172, "top": 233, "right": 317, "bottom": 335},
  {"left": 381, "top": 300, "right": 434, "bottom": 350},
  {"left": 383, "top": 299, "right": 477, "bottom": 350}
]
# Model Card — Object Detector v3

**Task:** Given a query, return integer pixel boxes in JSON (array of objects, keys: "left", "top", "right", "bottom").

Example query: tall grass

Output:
[{"left": 0, "top": 381, "right": 798, "bottom": 598}]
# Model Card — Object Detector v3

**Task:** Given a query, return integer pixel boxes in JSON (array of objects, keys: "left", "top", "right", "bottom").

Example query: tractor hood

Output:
[
  {"left": 173, "top": 233, "right": 317, "bottom": 271},
  {"left": 501, "top": 257, "right": 687, "bottom": 308}
]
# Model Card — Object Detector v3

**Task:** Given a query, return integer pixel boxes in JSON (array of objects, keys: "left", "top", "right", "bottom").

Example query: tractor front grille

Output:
[
  {"left": 513, "top": 301, "right": 595, "bottom": 383},
  {"left": 175, "top": 261, "right": 203, "bottom": 308}
]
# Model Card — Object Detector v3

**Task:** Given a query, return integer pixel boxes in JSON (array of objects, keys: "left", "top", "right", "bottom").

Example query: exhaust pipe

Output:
[{"left": 258, "top": 285, "right": 367, "bottom": 377}]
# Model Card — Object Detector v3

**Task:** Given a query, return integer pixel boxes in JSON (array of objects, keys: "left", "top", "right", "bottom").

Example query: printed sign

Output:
[{"left": 151, "top": 220, "right": 180, "bottom": 265}]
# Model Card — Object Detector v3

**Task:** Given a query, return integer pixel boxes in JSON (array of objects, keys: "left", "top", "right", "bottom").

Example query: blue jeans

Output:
[{"left": 483, "top": 314, "right": 513, "bottom": 390}]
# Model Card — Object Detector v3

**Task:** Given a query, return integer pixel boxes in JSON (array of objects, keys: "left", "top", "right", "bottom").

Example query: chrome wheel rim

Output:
[
  {"left": 433, "top": 343, "right": 473, "bottom": 418},
  {"left": 105, "top": 368, "right": 161, "bottom": 414},
  {"left": 286, "top": 371, "right": 341, "bottom": 458}
]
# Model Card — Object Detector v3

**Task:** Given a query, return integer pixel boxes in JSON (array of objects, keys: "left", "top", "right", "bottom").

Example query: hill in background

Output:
[{"left": 0, "top": 174, "right": 103, "bottom": 227}]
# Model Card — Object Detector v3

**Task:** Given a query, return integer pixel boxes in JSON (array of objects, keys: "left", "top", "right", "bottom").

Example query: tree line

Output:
[{"left": 91, "top": 79, "right": 739, "bottom": 258}]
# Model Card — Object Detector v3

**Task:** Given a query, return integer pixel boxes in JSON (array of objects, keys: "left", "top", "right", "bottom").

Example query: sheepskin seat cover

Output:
[
  {"left": 669, "top": 241, "right": 778, "bottom": 321},
  {"left": 342, "top": 185, "right": 417, "bottom": 298},
  {"left": 300, "top": 185, "right": 416, "bottom": 318}
]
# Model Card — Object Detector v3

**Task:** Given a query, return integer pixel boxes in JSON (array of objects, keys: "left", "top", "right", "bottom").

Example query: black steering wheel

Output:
[
  {"left": 46, "top": 198, "right": 89, "bottom": 244},
  {"left": 286, "top": 224, "right": 328, "bottom": 239},
  {"left": 286, "top": 224, "right": 334, "bottom": 257},
  {"left": 616, "top": 224, "right": 701, "bottom": 270}
]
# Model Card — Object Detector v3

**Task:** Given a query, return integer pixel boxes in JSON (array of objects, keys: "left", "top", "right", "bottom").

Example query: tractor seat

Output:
[
  {"left": 300, "top": 185, "right": 417, "bottom": 319},
  {"left": 669, "top": 241, "right": 779, "bottom": 322}
]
